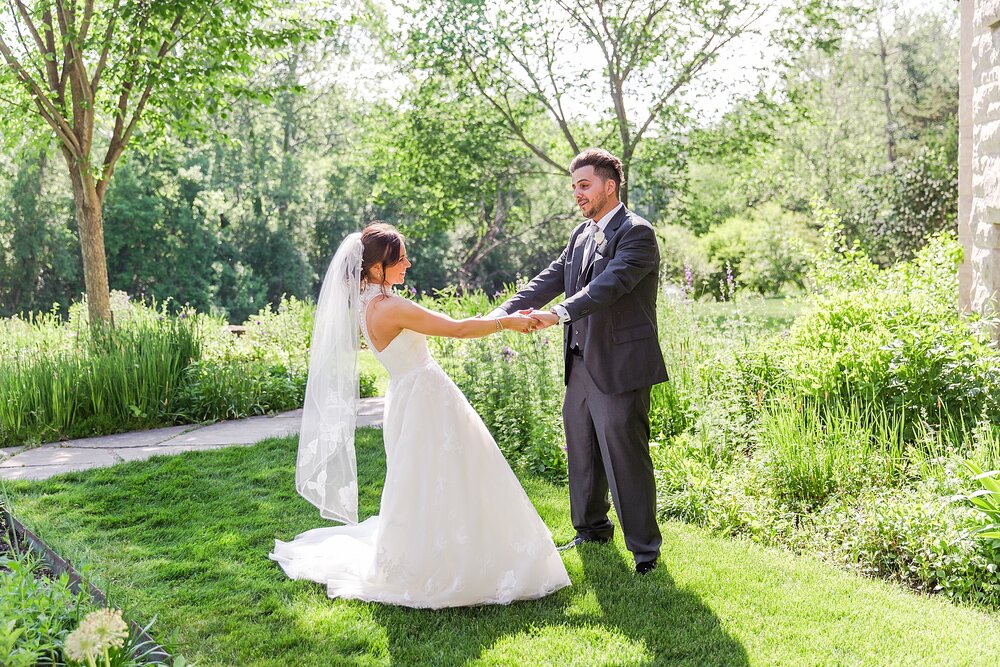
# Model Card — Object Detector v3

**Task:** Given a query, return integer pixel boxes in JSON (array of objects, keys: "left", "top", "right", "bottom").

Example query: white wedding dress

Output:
[{"left": 270, "top": 286, "right": 570, "bottom": 608}]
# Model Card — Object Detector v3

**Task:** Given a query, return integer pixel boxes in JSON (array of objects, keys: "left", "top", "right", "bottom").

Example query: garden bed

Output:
[{"left": 1, "top": 499, "right": 171, "bottom": 664}]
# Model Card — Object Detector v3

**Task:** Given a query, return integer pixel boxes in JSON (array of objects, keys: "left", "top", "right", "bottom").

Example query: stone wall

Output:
[{"left": 961, "top": 0, "right": 1000, "bottom": 327}]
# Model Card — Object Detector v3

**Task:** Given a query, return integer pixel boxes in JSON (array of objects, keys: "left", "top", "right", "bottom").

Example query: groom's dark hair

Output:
[{"left": 570, "top": 148, "right": 625, "bottom": 195}]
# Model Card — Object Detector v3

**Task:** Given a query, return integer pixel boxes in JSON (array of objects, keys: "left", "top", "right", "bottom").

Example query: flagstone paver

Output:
[{"left": 0, "top": 397, "right": 384, "bottom": 482}]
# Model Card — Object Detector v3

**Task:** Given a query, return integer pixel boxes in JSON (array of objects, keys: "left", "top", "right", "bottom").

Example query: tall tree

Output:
[
  {"left": 406, "top": 0, "right": 835, "bottom": 205},
  {"left": 0, "top": 0, "right": 327, "bottom": 322}
]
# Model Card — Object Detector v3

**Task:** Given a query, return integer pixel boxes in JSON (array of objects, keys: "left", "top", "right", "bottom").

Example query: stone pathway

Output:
[{"left": 0, "top": 397, "right": 385, "bottom": 482}]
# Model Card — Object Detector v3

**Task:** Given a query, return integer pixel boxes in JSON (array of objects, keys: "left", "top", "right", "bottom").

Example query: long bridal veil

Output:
[{"left": 296, "top": 233, "right": 363, "bottom": 524}]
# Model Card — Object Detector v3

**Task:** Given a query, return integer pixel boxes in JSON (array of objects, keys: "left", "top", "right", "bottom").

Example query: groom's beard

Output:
[{"left": 579, "top": 192, "right": 609, "bottom": 220}]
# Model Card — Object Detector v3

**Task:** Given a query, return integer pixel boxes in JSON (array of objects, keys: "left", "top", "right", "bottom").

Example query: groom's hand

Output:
[{"left": 522, "top": 309, "right": 559, "bottom": 332}]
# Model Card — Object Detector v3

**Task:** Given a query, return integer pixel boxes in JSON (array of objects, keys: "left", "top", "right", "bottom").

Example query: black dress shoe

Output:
[
  {"left": 635, "top": 559, "right": 657, "bottom": 575},
  {"left": 557, "top": 535, "right": 612, "bottom": 551}
]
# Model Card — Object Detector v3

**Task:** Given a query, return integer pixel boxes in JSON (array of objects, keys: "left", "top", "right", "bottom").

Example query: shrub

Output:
[
  {"left": 843, "top": 146, "right": 957, "bottom": 265},
  {"left": 802, "top": 475, "right": 1000, "bottom": 604},
  {"left": 173, "top": 360, "right": 305, "bottom": 422},
  {"left": 700, "top": 203, "right": 817, "bottom": 297}
]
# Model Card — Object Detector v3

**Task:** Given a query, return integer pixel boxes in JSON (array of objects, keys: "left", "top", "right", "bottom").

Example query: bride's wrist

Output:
[{"left": 496, "top": 317, "right": 506, "bottom": 333}]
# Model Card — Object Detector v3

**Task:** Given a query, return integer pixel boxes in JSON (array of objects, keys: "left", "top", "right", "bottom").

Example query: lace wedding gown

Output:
[{"left": 270, "top": 286, "right": 570, "bottom": 608}]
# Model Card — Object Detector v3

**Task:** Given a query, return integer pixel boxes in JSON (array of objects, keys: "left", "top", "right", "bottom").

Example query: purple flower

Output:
[
  {"left": 684, "top": 263, "right": 693, "bottom": 294},
  {"left": 501, "top": 346, "right": 517, "bottom": 362},
  {"left": 541, "top": 337, "right": 551, "bottom": 346},
  {"left": 409, "top": 286, "right": 417, "bottom": 296},
  {"left": 179, "top": 313, "right": 187, "bottom": 319},
  {"left": 494, "top": 290, "right": 502, "bottom": 299},
  {"left": 256, "top": 320, "right": 261, "bottom": 325}
]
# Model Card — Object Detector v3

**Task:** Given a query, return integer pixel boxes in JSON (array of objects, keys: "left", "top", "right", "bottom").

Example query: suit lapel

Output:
[{"left": 580, "top": 206, "right": 629, "bottom": 284}]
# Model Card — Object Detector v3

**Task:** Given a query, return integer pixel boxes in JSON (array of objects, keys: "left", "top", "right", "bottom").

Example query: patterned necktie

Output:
[{"left": 580, "top": 221, "right": 599, "bottom": 276}]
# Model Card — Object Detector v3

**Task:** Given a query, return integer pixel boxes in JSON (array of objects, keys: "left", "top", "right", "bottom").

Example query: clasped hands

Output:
[{"left": 501, "top": 309, "right": 560, "bottom": 334}]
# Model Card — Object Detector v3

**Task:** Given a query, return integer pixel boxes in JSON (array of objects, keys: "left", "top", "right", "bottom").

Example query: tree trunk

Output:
[
  {"left": 64, "top": 151, "right": 113, "bottom": 324},
  {"left": 876, "top": 18, "right": 897, "bottom": 164},
  {"left": 620, "top": 157, "right": 631, "bottom": 207}
]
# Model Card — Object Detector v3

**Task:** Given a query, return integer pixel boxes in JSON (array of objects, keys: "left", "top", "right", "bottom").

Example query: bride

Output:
[{"left": 270, "top": 222, "right": 571, "bottom": 608}]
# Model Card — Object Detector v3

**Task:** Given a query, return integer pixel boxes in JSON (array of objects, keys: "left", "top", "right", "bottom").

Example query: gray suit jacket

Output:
[{"left": 497, "top": 206, "right": 668, "bottom": 394}]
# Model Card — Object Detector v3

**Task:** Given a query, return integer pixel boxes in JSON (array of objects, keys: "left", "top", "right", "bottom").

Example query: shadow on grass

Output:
[
  {"left": 7, "top": 431, "right": 746, "bottom": 666},
  {"left": 367, "top": 529, "right": 747, "bottom": 666}
]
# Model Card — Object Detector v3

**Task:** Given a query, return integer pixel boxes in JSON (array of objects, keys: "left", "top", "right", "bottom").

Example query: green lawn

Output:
[
  {"left": 5, "top": 430, "right": 1000, "bottom": 666},
  {"left": 359, "top": 348, "right": 390, "bottom": 395}
]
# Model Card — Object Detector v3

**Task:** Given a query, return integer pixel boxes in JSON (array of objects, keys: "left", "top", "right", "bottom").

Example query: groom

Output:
[{"left": 490, "top": 148, "right": 667, "bottom": 575}]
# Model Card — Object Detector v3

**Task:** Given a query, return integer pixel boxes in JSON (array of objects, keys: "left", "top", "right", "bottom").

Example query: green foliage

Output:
[
  {"left": 700, "top": 204, "right": 817, "bottom": 297},
  {"left": 758, "top": 398, "right": 908, "bottom": 510},
  {"left": 963, "top": 460, "right": 1000, "bottom": 542},
  {"left": 649, "top": 223, "right": 1000, "bottom": 605},
  {"left": 0, "top": 151, "right": 79, "bottom": 318},
  {"left": 843, "top": 146, "right": 958, "bottom": 264},
  {"left": 0, "top": 303, "right": 200, "bottom": 445},
  {"left": 173, "top": 360, "right": 304, "bottom": 422},
  {"left": 0, "top": 550, "right": 91, "bottom": 666},
  {"left": 770, "top": 230, "right": 996, "bottom": 430},
  {"left": 0, "top": 538, "right": 185, "bottom": 666},
  {"left": 657, "top": 224, "right": 715, "bottom": 300},
  {"left": 804, "top": 476, "right": 1000, "bottom": 604}
]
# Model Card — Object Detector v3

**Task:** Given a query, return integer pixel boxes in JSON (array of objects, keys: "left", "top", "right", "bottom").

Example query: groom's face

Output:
[{"left": 571, "top": 166, "right": 615, "bottom": 220}]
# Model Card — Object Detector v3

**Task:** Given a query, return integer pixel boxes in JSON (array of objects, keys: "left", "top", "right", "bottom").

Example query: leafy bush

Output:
[
  {"left": 758, "top": 230, "right": 999, "bottom": 431},
  {"left": 843, "top": 146, "right": 957, "bottom": 265},
  {"left": 173, "top": 360, "right": 305, "bottom": 422},
  {"left": 802, "top": 475, "right": 1000, "bottom": 604},
  {"left": 700, "top": 204, "right": 817, "bottom": 297}
]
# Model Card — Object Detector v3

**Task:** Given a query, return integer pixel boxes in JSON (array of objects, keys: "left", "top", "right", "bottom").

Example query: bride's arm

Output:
[{"left": 375, "top": 297, "right": 537, "bottom": 339}]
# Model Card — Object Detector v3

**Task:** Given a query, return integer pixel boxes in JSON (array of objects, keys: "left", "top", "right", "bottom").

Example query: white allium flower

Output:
[
  {"left": 64, "top": 607, "right": 129, "bottom": 663},
  {"left": 64, "top": 625, "right": 100, "bottom": 663},
  {"left": 83, "top": 608, "right": 129, "bottom": 651}
]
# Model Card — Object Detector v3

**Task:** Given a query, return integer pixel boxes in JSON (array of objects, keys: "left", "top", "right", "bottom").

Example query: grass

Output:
[
  {"left": 359, "top": 348, "right": 390, "bottom": 396},
  {"left": 5, "top": 430, "right": 1000, "bottom": 666}
]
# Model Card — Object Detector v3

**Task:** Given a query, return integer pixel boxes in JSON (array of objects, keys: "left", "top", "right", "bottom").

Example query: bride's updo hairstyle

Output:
[{"left": 360, "top": 222, "right": 404, "bottom": 291}]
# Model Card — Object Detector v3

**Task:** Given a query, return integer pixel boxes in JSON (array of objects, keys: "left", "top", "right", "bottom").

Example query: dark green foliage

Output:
[
  {"left": 843, "top": 147, "right": 958, "bottom": 265},
  {"left": 0, "top": 151, "right": 80, "bottom": 317},
  {"left": 173, "top": 360, "right": 305, "bottom": 422}
]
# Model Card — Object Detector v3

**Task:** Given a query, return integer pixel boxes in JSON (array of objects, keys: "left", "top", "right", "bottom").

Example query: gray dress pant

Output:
[{"left": 563, "top": 351, "right": 661, "bottom": 565}]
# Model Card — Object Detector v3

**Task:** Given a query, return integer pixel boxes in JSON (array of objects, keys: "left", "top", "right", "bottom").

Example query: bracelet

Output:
[{"left": 495, "top": 318, "right": 504, "bottom": 333}]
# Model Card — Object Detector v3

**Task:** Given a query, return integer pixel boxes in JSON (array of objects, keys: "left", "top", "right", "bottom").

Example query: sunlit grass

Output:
[{"left": 6, "top": 430, "right": 1000, "bottom": 666}]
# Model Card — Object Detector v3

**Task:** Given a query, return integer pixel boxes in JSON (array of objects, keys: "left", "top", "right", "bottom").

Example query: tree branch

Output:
[
  {"left": 99, "top": 11, "right": 187, "bottom": 197},
  {"left": 90, "top": 0, "right": 121, "bottom": 91},
  {"left": 0, "top": 33, "right": 82, "bottom": 155},
  {"left": 457, "top": 48, "right": 568, "bottom": 174}
]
